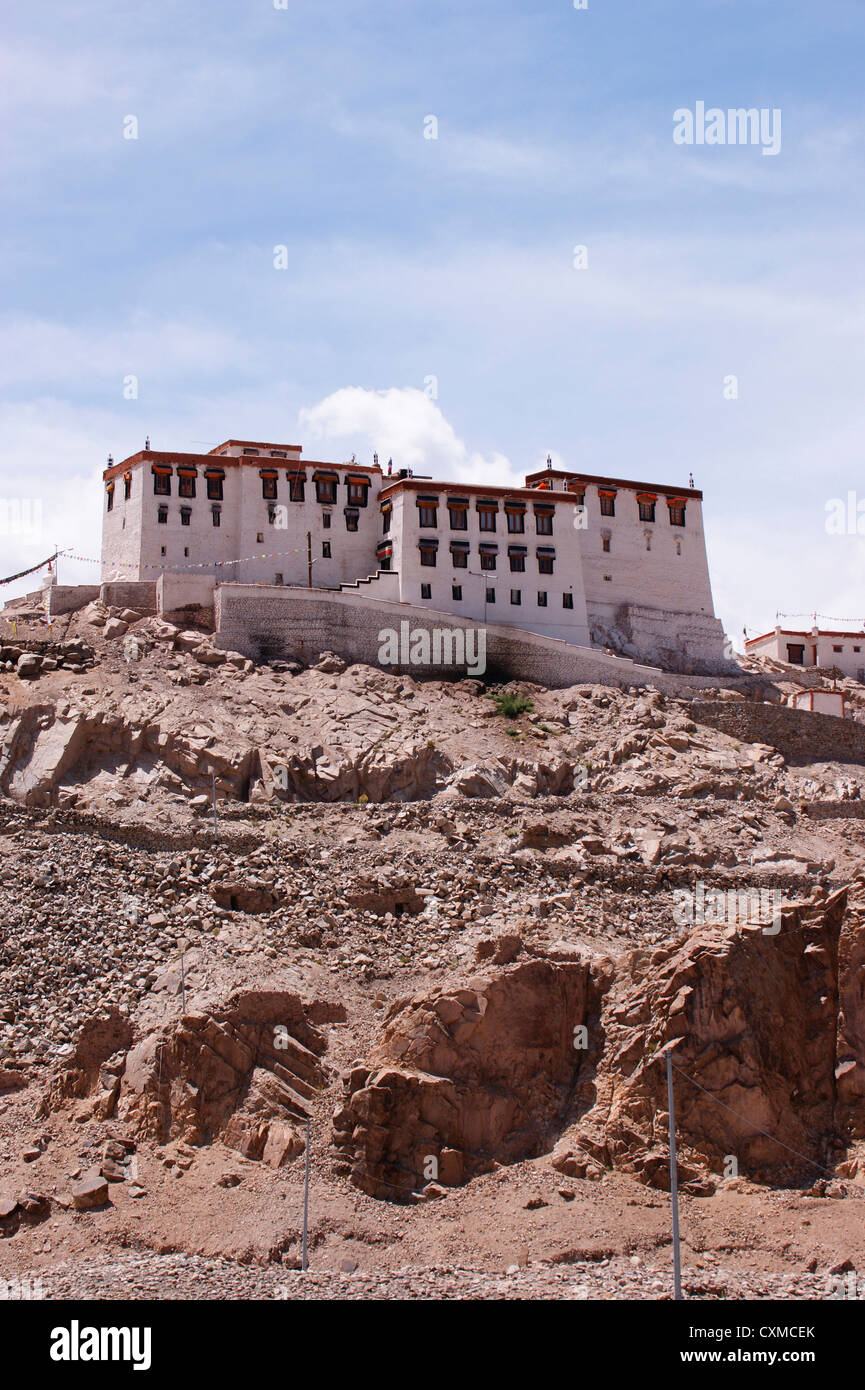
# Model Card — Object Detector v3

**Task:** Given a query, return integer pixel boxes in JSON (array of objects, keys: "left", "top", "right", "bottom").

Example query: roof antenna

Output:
[
  {"left": 688, "top": 471, "right": 694, "bottom": 488},
  {"left": 107, "top": 453, "right": 114, "bottom": 466},
  {"left": 546, "top": 454, "right": 552, "bottom": 469},
  {"left": 145, "top": 435, "right": 151, "bottom": 450}
]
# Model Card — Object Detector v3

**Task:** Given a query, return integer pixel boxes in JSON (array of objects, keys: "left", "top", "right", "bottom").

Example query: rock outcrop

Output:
[
  {"left": 332, "top": 959, "right": 590, "bottom": 1198},
  {"left": 558, "top": 890, "right": 847, "bottom": 1189}
]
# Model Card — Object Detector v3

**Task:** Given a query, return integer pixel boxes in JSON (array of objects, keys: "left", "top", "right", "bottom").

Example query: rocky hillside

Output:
[{"left": 2, "top": 595, "right": 865, "bottom": 1299}]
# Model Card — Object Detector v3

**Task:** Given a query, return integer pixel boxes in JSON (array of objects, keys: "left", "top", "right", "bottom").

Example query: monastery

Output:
[{"left": 99, "top": 438, "right": 730, "bottom": 675}]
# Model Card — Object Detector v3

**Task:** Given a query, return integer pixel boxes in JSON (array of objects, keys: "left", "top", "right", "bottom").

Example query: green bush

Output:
[{"left": 493, "top": 691, "right": 534, "bottom": 719}]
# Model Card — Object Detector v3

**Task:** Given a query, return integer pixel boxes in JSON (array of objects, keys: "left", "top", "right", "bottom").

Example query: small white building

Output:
[
  {"left": 788, "top": 688, "right": 847, "bottom": 718},
  {"left": 746, "top": 624, "right": 865, "bottom": 681},
  {"left": 101, "top": 441, "right": 730, "bottom": 671}
]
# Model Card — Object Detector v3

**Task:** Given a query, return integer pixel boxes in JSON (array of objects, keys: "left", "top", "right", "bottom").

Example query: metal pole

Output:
[
  {"left": 301, "top": 1119, "right": 310, "bottom": 1271},
  {"left": 666, "top": 1049, "right": 683, "bottom": 1300},
  {"left": 180, "top": 948, "right": 186, "bottom": 1015},
  {"left": 307, "top": 532, "right": 312, "bottom": 588},
  {"left": 211, "top": 770, "right": 218, "bottom": 845}
]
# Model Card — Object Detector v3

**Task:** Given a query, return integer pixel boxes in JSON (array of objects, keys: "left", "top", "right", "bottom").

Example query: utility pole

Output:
[
  {"left": 302, "top": 1119, "right": 311, "bottom": 1272},
  {"left": 657, "top": 1038, "right": 683, "bottom": 1300},
  {"left": 178, "top": 936, "right": 188, "bottom": 1015},
  {"left": 211, "top": 769, "right": 219, "bottom": 845},
  {"left": 307, "top": 531, "right": 312, "bottom": 588}
]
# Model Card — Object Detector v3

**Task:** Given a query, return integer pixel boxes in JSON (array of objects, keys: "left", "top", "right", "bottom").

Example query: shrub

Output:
[{"left": 493, "top": 691, "right": 534, "bottom": 719}]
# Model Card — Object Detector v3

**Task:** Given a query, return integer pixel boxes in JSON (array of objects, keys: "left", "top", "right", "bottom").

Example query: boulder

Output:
[
  {"left": 16, "top": 653, "right": 42, "bottom": 679},
  {"left": 71, "top": 1175, "right": 109, "bottom": 1209}
]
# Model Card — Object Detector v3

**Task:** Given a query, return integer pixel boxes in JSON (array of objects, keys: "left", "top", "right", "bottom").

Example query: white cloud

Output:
[{"left": 299, "top": 386, "right": 522, "bottom": 488}]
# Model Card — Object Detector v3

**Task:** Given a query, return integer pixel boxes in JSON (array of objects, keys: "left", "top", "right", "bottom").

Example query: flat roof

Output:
[
  {"left": 746, "top": 628, "right": 865, "bottom": 647},
  {"left": 524, "top": 467, "right": 702, "bottom": 499},
  {"left": 208, "top": 439, "right": 303, "bottom": 455}
]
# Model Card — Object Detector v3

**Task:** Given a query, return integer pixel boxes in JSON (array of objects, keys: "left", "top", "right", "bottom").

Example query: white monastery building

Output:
[
  {"left": 101, "top": 438, "right": 729, "bottom": 673},
  {"left": 746, "top": 624, "right": 865, "bottom": 681}
]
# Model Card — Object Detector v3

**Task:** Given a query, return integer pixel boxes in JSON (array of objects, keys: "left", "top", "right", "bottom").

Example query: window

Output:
[
  {"left": 321, "top": 512, "right": 332, "bottom": 530},
  {"left": 345, "top": 511, "right": 359, "bottom": 532},
  {"left": 538, "top": 554, "right": 554, "bottom": 574},
  {"left": 154, "top": 472, "right": 171, "bottom": 496},
  {"left": 602, "top": 533, "right": 611, "bottom": 553},
  {"left": 347, "top": 479, "right": 369, "bottom": 506},
  {"left": 510, "top": 589, "right": 522, "bottom": 605},
  {"left": 638, "top": 499, "right": 655, "bottom": 522},
  {"left": 509, "top": 554, "right": 526, "bottom": 572},
  {"left": 106, "top": 488, "right": 114, "bottom": 513},
  {"left": 506, "top": 509, "right": 525, "bottom": 534},
  {"left": 535, "top": 510, "right": 554, "bottom": 535},
  {"left": 478, "top": 503, "right": 498, "bottom": 532},
  {"left": 160, "top": 545, "right": 166, "bottom": 556},
  {"left": 206, "top": 475, "right": 223, "bottom": 501},
  {"left": 267, "top": 505, "right": 278, "bottom": 525},
  {"left": 599, "top": 492, "right": 616, "bottom": 517},
  {"left": 418, "top": 504, "right": 437, "bottom": 527},
  {"left": 833, "top": 645, "right": 843, "bottom": 653},
  {"left": 480, "top": 552, "right": 496, "bottom": 571},
  {"left": 452, "top": 585, "right": 463, "bottom": 601},
  {"left": 179, "top": 473, "right": 196, "bottom": 498},
  {"left": 261, "top": 475, "right": 278, "bottom": 500},
  {"left": 381, "top": 507, "right": 392, "bottom": 534},
  {"left": 288, "top": 474, "right": 305, "bottom": 502},
  {"left": 451, "top": 546, "right": 468, "bottom": 568},
  {"left": 645, "top": 532, "right": 652, "bottom": 551},
  {"left": 315, "top": 476, "right": 337, "bottom": 504},
  {"left": 274, "top": 572, "right": 283, "bottom": 584},
  {"left": 786, "top": 644, "right": 805, "bottom": 665},
  {"left": 420, "top": 545, "right": 437, "bottom": 567},
  {"left": 242, "top": 448, "right": 259, "bottom": 456},
  {"left": 322, "top": 541, "right": 331, "bottom": 558},
  {"left": 157, "top": 505, "right": 168, "bottom": 524},
  {"left": 563, "top": 593, "right": 574, "bottom": 609},
  {"left": 855, "top": 646, "right": 862, "bottom": 653},
  {"left": 183, "top": 546, "right": 189, "bottom": 557},
  {"left": 537, "top": 591, "right": 548, "bottom": 607},
  {"left": 486, "top": 587, "right": 496, "bottom": 603},
  {"left": 448, "top": 505, "right": 468, "bottom": 530},
  {"left": 256, "top": 532, "right": 264, "bottom": 543},
  {"left": 212, "top": 507, "right": 221, "bottom": 527},
  {"left": 421, "top": 583, "right": 432, "bottom": 600},
  {"left": 668, "top": 502, "right": 686, "bottom": 526},
  {"left": 270, "top": 451, "right": 287, "bottom": 459},
  {"left": 180, "top": 507, "right": 191, "bottom": 527},
  {"left": 123, "top": 475, "right": 132, "bottom": 501}
]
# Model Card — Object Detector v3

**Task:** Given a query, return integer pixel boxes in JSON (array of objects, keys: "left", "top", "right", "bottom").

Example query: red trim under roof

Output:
[
  {"left": 746, "top": 628, "right": 865, "bottom": 647},
  {"left": 104, "top": 450, "right": 382, "bottom": 483},
  {"left": 524, "top": 466, "right": 703, "bottom": 500},
  {"left": 208, "top": 439, "right": 303, "bottom": 455},
  {"left": 379, "top": 478, "right": 585, "bottom": 505}
]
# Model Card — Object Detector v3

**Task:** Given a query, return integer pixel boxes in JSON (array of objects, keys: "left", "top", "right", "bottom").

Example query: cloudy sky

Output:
[{"left": 3, "top": 0, "right": 865, "bottom": 643}]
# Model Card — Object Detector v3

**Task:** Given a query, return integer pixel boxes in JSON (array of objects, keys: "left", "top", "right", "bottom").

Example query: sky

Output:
[{"left": 2, "top": 0, "right": 865, "bottom": 644}]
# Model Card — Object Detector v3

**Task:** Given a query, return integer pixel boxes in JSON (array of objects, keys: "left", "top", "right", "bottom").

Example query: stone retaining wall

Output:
[
  {"left": 214, "top": 584, "right": 755, "bottom": 696},
  {"left": 692, "top": 700, "right": 865, "bottom": 765}
]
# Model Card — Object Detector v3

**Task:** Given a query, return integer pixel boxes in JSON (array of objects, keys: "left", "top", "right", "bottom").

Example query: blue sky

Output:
[{"left": 2, "top": 0, "right": 865, "bottom": 642}]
